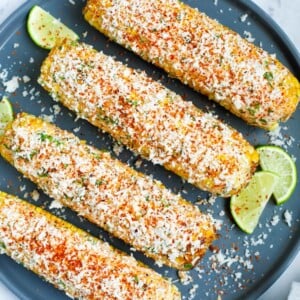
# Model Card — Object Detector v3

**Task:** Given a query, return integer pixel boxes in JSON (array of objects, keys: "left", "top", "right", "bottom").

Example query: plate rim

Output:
[{"left": 230, "top": 2, "right": 300, "bottom": 297}]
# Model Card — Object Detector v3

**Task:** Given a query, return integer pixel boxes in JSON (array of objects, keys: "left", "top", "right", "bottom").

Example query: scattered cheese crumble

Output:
[
  {"left": 243, "top": 31, "right": 255, "bottom": 42},
  {"left": 22, "top": 75, "right": 31, "bottom": 83},
  {"left": 49, "top": 199, "right": 64, "bottom": 210},
  {"left": 30, "top": 190, "right": 40, "bottom": 201},
  {"left": 3, "top": 76, "right": 19, "bottom": 92},
  {"left": 284, "top": 210, "right": 293, "bottom": 227},
  {"left": 240, "top": 13, "right": 248, "bottom": 22},
  {"left": 270, "top": 215, "right": 280, "bottom": 226}
]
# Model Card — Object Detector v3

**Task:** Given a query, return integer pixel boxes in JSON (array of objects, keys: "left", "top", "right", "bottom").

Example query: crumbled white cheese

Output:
[
  {"left": 219, "top": 210, "right": 225, "bottom": 217},
  {"left": 73, "top": 126, "right": 81, "bottom": 133},
  {"left": 30, "top": 190, "right": 40, "bottom": 202},
  {"left": 240, "top": 14, "right": 248, "bottom": 23},
  {"left": 20, "top": 185, "right": 26, "bottom": 192},
  {"left": 22, "top": 90, "right": 29, "bottom": 97},
  {"left": 267, "top": 126, "right": 294, "bottom": 150},
  {"left": 284, "top": 210, "right": 292, "bottom": 227},
  {"left": 178, "top": 271, "right": 193, "bottom": 285},
  {"left": 40, "top": 114, "right": 54, "bottom": 123},
  {"left": 112, "top": 143, "right": 124, "bottom": 156},
  {"left": 22, "top": 75, "right": 31, "bottom": 83},
  {"left": 3, "top": 76, "right": 19, "bottom": 92},
  {"left": 243, "top": 31, "right": 255, "bottom": 42},
  {"left": 270, "top": 215, "right": 280, "bottom": 226},
  {"left": 196, "top": 194, "right": 218, "bottom": 206},
  {"left": 134, "top": 159, "right": 142, "bottom": 168},
  {"left": 49, "top": 199, "right": 64, "bottom": 210},
  {"left": 188, "top": 284, "right": 199, "bottom": 300},
  {"left": 0, "top": 69, "right": 8, "bottom": 80},
  {"left": 53, "top": 104, "right": 61, "bottom": 116}
]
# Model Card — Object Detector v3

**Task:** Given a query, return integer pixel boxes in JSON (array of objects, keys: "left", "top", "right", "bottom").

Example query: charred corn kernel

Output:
[
  {"left": 0, "top": 113, "right": 217, "bottom": 270},
  {"left": 39, "top": 40, "right": 258, "bottom": 197},
  {"left": 0, "top": 191, "right": 181, "bottom": 299},
  {"left": 83, "top": 0, "right": 300, "bottom": 130}
]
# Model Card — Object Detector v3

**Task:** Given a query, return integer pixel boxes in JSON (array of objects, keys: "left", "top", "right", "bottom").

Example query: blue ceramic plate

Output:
[{"left": 0, "top": 1, "right": 299, "bottom": 299}]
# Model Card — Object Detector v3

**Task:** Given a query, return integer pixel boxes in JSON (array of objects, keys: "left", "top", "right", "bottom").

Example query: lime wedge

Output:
[
  {"left": 0, "top": 97, "right": 13, "bottom": 136},
  {"left": 230, "top": 171, "right": 278, "bottom": 234},
  {"left": 27, "top": 5, "right": 79, "bottom": 50},
  {"left": 257, "top": 146, "right": 297, "bottom": 204}
]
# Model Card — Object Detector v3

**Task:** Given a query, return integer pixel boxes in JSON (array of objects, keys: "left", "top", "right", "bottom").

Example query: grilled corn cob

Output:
[
  {"left": 0, "top": 191, "right": 181, "bottom": 299},
  {"left": 0, "top": 113, "right": 216, "bottom": 270},
  {"left": 83, "top": 0, "right": 300, "bottom": 130},
  {"left": 39, "top": 40, "right": 258, "bottom": 197}
]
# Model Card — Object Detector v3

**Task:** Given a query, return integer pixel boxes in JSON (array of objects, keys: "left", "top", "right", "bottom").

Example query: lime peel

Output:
[
  {"left": 0, "top": 97, "right": 14, "bottom": 136},
  {"left": 27, "top": 5, "right": 79, "bottom": 50},
  {"left": 257, "top": 145, "right": 297, "bottom": 204},
  {"left": 230, "top": 171, "right": 278, "bottom": 234}
]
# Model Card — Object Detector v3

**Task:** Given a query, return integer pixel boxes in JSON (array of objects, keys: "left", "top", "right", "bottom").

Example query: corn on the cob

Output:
[
  {"left": 83, "top": 0, "right": 300, "bottom": 130},
  {"left": 0, "top": 191, "right": 181, "bottom": 299},
  {"left": 39, "top": 40, "right": 258, "bottom": 197},
  {"left": 0, "top": 113, "right": 216, "bottom": 270}
]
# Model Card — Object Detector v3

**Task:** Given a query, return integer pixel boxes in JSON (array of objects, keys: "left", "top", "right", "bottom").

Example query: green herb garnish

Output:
[
  {"left": 39, "top": 133, "right": 62, "bottom": 146},
  {"left": 183, "top": 263, "right": 193, "bottom": 270},
  {"left": 0, "top": 241, "right": 6, "bottom": 250},
  {"left": 263, "top": 72, "right": 274, "bottom": 86},
  {"left": 96, "top": 179, "right": 103, "bottom": 186},
  {"left": 133, "top": 275, "right": 139, "bottom": 284}
]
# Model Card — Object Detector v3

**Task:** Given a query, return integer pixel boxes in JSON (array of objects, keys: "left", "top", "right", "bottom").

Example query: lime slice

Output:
[
  {"left": 27, "top": 5, "right": 79, "bottom": 50},
  {"left": 230, "top": 171, "right": 278, "bottom": 234},
  {"left": 0, "top": 97, "right": 13, "bottom": 136},
  {"left": 257, "top": 146, "right": 297, "bottom": 204}
]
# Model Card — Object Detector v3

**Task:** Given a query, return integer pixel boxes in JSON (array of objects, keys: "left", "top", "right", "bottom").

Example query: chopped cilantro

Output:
[
  {"left": 38, "top": 168, "right": 49, "bottom": 177},
  {"left": 40, "top": 133, "right": 54, "bottom": 142},
  {"left": 126, "top": 98, "right": 138, "bottom": 107},
  {"left": 58, "top": 280, "right": 66, "bottom": 288},
  {"left": 96, "top": 179, "right": 103, "bottom": 186},
  {"left": 183, "top": 263, "right": 193, "bottom": 269},
  {"left": 247, "top": 108, "right": 256, "bottom": 116},
  {"left": 259, "top": 118, "right": 268, "bottom": 125},
  {"left": 247, "top": 102, "right": 260, "bottom": 116},
  {"left": 3, "top": 144, "right": 11, "bottom": 150},
  {"left": 263, "top": 72, "right": 274, "bottom": 86},
  {"left": 39, "top": 132, "right": 62, "bottom": 146},
  {"left": 98, "top": 114, "right": 119, "bottom": 126},
  {"left": 0, "top": 241, "right": 6, "bottom": 250},
  {"left": 133, "top": 275, "right": 139, "bottom": 284},
  {"left": 70, "top": 40, "right": 79, "bottom": 47},
  {"left": 38, "top": 172, "right": 49, "bottom": 178},
  {"left": 30, "top": 150, "right": 38, "bottom": 159},
  {"left": 146, "top": 246, "right": 156, "bottom": 253}
]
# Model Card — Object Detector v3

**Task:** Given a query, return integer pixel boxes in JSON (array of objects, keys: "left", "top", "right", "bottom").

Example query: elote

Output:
[
  {"left": 0, "top": 191, "right": 181, "bottom": 299},
  {"left": 39, "top": 40, "right": 258, "bottom": 197},
  {"left": 0, "top": 113, "right": 216, "bottom": 270},
  {"left": 83, "top": 0, "right": 300, "bottom": 130}
]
